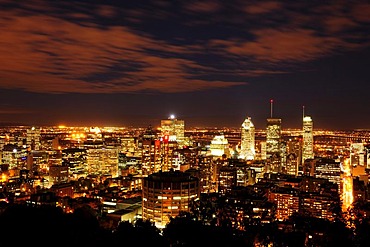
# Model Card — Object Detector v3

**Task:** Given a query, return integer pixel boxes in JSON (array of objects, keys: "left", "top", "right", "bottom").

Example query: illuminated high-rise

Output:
[
  {"left": 160, "top": 115, "right": 185, "bottom": 146},
  {"left": 266, "top": 100, "right": 282, "bottom": 172},
  {"left": 139, "top": 126, "right": 161, "bottom": 176},
  {"left": 302, "top": 115, "right": 314, "bottom": 163},
  {"left": 266, "top": 118, "right": 282, "bottom": 158},
  {"left": 26, "top": 126, "right": 41, "bottom": 151},
  {"left": 239, "top": 117, "right": 255, "bottom": 160}
]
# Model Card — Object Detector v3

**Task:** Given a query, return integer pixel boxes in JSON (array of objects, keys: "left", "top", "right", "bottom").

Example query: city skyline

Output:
[{"left": 1, "top": 1, "right": 370, "bottom": 129}]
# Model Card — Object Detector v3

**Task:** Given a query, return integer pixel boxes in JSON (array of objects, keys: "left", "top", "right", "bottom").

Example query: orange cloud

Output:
[
  {"left": 0, "top": 7, "right": 244, "bottom": 94},
  {"left": 244, "top": 1, "right": 282, "bottom": 15},
  {"left": 211, "top": 27, "right": 359, "bottom": 62},
  {"left": 352, "top": 3, "right": 370, "bottom": 23},
  {"left": 184, "top": 1, "right": 222, "bottom": 13}
]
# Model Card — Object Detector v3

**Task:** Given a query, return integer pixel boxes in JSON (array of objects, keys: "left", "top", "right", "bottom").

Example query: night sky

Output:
[{"left": 1, "top": 0, "right": 370, "bottom": 130}]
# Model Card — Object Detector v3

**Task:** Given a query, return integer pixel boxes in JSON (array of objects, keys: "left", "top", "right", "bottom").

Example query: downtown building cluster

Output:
[{"left": 0, "top": 112, "right": 370, "bottom": 239}]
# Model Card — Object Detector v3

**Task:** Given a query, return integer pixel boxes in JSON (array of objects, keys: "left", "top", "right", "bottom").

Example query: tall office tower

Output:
[
  {"left": 266, "top": 100, "right": 282, "bottom": 173},
  {"left": 266, "top": 126, "right": 281, "bottom": 173},
  {"left": 139, "top": 126, "right": 162, "bottom": 176},
  {"left": 160, "top": 115, "right": 185, "bottom": 146},
  {"left": 161, "top": 137, "right": 179, "bottom": 172},
  {"left": 142, "top": 170, "right": 200, "bottom": 229},
  {"left": 239, "top": 117, "right": 255, "bottom": 160},
  {"left": 285, "top": 153, "right": 298, "bottom": 176},
  {"left": 26, "top": 126, "right": 41, "bottom": 151},
  {"left": 266, "top": 118, "right": 282, "bottom": 158},
  {"left": 302, "top": 113, "right": 314, "bottom": 164}
]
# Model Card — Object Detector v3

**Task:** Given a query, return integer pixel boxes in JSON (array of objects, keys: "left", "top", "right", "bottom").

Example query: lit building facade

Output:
[
  {"left": 266, "top": 118, "right": 281, "bottom": 156},
  {"left": 218, "top": 166, "right": 237, "bottom": 194},
  {"left": 268, "top": 187, "right": 299, "bottom": 221},
  {"left": 302, "top": 116, "right": 314, "bottom": 163},
  {"left": 142, "top": 170, "right": 200, "bottom": 228},
  {"left": 239, "top": 117, "right": 255, "bottom": 160},
  {"left": 350, "top": 143, "right": 366, "bottom": 168},
  {"left": 300, "top": 194, "right": 336, "bottom": 221},
  {"left": 266, "top": 118, "right": 282, "bottom": 172},
  {"left": 314, "top": 158, "right": 341, "bottom": 189},
  {"left": 87, "top": 148, "right": 119, "bottom": 177},
  {"left": 26, "top": 126, "right": 41, "bottom": 151},
  {"left": 160, "top": 115, "right": 185, "bottom": 146},
  {"left": 210, "top": 135, "right": 229, "bottom": 158},
  {"left": 285, "top": 153, "right": 298, "bottom": 176}
]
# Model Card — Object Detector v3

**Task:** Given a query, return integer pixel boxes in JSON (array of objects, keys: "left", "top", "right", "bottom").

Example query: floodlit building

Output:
[
  {"left": 302, "top": 116, "right": 314, "bottom": 163},
  {"left": 266, "top": 118, "right": 282, "bottom": 158},
  {"left": 26, "top": 126, "right": 41, "bottom": 151},
  {"left": 160, "top": 115, "right": 185, "bottom": 146},
  {"left": 239, "top": 117, "right": 255, "bottom": 160},
  {"left": 210, "top": 135, "right": 229, "bottom": 158},
  {"left": 266, "top": 118, "right": 282, "bottom": 173}
]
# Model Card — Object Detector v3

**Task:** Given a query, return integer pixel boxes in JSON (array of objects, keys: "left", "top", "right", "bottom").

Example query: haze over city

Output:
[{"left": 1, "top": 0, "right": 370, "bottom": 129}]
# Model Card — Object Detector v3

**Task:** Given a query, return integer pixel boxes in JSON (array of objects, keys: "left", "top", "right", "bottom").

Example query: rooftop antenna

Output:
[
  {"left": 302, "top": 105, "right": 305, "bottom": 119},
  {"left": 270, "top": 99, "right": 273, "bottom": 118}
]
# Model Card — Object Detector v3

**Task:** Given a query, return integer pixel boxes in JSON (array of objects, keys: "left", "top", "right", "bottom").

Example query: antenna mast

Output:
[{"left": 270, "top": 99, "right": 273, "bottom": 118}]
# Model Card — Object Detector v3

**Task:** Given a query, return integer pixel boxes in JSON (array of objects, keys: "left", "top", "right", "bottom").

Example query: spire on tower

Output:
[{"left": 270, "top": 99, "right": 273, "bottom": 118}]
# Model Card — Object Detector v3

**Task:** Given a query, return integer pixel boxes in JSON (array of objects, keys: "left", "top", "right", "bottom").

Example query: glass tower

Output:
[
  {"left": 302, "top": 116, "right": 314, "bottom": 163},
  {"left": 239, "top": 117, "right": 255, "bottom": 160},
  {"left": 266, "top": 118, "right": 282, "bottom": 158}
]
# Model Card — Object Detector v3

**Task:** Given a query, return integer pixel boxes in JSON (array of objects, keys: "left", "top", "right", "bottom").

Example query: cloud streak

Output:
[
  {"left": 211, "top": 28, "right": 350, "bottom": 62},
  {"left": 0, "top": 2, "right": 245, "bottom": 94},
  {"left": 0, "top": 1, "right": 369, "bottom": 94}
]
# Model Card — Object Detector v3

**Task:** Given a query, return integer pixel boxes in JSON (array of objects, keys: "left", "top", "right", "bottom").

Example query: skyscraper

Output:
[
  {"left": 239, "top": 117, "right": 255, "bottom": 160},
  {"left": 26, "top": 126, "right": 41, "bottom": 151},
  {"left": 266, "top": 119, "right": 282, "bottom": 159},
  {"left": 266, "top": 100, "right": 282, "bottom": 172},
  {"left": 302, "top": 115, "right": 314, "bottom": 163},
  {"left": 160, "top": 115, "right": 185, "bottom": 146}
]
